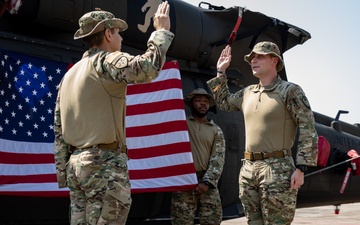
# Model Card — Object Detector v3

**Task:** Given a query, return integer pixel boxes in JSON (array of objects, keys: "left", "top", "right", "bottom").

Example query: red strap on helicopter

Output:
[
  {"left": 228, "top": 7, "right": 243, "bottom": 45},
  {"left": 340, "top": 168, "right": 351, "bottom": 193}
]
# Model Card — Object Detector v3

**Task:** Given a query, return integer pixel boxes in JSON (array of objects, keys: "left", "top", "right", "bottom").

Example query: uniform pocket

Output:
[
  {"left": 240, "top": 161, "right": 254, "bottom": 180},
  {"left": 100, "top": 166, "right": 132, "bottom": 222},
  {"left": 265, "top": 158, "right": 294, "bottom": 188}
]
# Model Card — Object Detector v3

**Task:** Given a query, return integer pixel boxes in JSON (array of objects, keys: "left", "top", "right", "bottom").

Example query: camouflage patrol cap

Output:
[
  {"left": 244, "top": 41, "right": 284, "bottom": 72},
  {"left": 74, "top": 9, "right": 128, "bottom": 40},
  {"left": 185, "top": 88, "right": 215, "bottom": 107}
]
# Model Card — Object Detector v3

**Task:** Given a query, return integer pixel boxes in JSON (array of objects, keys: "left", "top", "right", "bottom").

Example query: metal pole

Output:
[{"left": 305, "top": 155, "right": 360, "bottom": 177}]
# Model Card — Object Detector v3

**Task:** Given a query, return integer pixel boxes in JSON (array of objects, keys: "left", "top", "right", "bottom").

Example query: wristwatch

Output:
[
  {"left": 202, "top": 181, "right": 213, "bottom": 188},
  {"left": 296, "top": 165, "right": 308, "bottom": 173}
]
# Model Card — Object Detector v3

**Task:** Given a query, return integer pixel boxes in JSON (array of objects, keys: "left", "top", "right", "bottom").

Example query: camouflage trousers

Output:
[
  {"left": 67, "top": 148, "right": 132, "bottom": 225},
  {"left": 170, "top": 188, "right": 222, "bottom": 225},
  {"left": 239, "top": 157, "right": 298, "bottom": 225}
]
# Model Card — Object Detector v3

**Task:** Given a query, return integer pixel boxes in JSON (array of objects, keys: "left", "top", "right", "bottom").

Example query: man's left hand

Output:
[
  {"left": 195, "top": 182, "right": 209, "bottom": 195},
  {"left": 290, "top": 169, "right": 304, "bottom": 189}
]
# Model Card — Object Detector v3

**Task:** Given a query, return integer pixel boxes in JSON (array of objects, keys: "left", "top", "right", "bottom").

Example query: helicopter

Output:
[{"left": 0, "top": 0, "right": 359, "bottom": 224}]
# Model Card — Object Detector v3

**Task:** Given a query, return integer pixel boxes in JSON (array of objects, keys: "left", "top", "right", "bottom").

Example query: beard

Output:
[{"left": 191, "top": 107, "right": 208, "bottom": 118}]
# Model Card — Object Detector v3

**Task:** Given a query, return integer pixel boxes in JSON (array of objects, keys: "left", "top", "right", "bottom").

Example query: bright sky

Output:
[{"left": 184, "top": 0, "right": 360, "bottom": 125}]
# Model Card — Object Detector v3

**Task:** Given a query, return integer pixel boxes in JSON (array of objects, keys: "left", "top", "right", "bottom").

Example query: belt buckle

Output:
[
  {"left": 244, "top": 152, "right": 253, "bottom": 161},
  {"left": 253, "top": 152, "right": 263, "bottom": 160},
  {"left": 283, "top": 149, "right": 290, "bottom": 157}
]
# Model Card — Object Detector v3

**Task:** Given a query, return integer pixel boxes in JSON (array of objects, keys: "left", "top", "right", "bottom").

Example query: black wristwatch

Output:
[
  {"left": 202, "top": 181, "right": 213, "bottom": 188},
  {"left": 296, "top": 165, "right": 308, "bottom": 173}
]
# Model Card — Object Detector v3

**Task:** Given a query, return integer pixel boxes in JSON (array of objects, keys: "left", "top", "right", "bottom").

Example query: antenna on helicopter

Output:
[
  {"left": 332, "top": 110, "right": 349, "bottom": 131},
  {"left": 335, "top": 110, "right": 349, "bottom": 121}
]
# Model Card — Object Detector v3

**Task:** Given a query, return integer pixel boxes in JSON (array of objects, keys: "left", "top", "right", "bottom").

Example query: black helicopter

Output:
[{"left": 0, "top": 0, "right": 359, "bottom": 224}]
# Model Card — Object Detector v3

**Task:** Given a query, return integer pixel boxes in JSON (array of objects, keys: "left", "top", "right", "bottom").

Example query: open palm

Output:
[{"left": 217, "top": 45, "right": 232, "bottom": 71}]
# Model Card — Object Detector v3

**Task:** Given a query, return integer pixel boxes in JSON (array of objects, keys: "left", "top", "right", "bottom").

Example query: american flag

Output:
[
  {"left": 0, "top": 49, "right": 197, "bottom": 196},
  {"left": 126, "top": 61, "right": 197, "bottom": 193}
]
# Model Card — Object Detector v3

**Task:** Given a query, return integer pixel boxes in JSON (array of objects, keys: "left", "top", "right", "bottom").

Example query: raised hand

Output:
[
  {"left": 217, "top": 45, "right": 232, "bottom": 75},
  {"left": 153, "top": 1, "right": 171, "bottom": 31}
]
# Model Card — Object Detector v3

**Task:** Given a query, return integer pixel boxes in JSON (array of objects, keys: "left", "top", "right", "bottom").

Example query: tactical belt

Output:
[
  {"left": 72, "top": 141, "right": 127, "bottom": 154},
  {"left": 98, "top": 142, "right": 120, "bottom": 150},
  {"left": 244, "top": 149, "right": 291, "bottom": 161},
  {"left": 97, "top": 141, "right": 127, "bottom": 154}
]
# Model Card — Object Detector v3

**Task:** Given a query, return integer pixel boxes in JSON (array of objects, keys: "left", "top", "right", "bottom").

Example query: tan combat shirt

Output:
[
  {"left": 207, "top": 76, "right": 318, "bottom": 166},
  {"left": 53, "top": 30, "right": 174, "bottom": 188},
  {"left": 187, "top": 115, "right": 225, "bottom": 187}
]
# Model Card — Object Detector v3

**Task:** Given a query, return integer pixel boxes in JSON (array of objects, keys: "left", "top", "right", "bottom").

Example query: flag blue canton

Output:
[{"left": 0, "top": 50, "right": 67, "bottom": 143}]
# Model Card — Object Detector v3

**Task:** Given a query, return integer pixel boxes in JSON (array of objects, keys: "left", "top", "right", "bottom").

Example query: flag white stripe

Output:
[
  {"left": 152, "top": 68, "right": 181, "bottom": 81},
  {"left": 0, "top": 153, "right": 192, "bottom": 176},
  {"left": 0, "top": 163, "right": 56, "bottom": 176},
  {"left": 127, "top": 68, "right": 180, "bottom": 84},
  {"left": 127, "top": 131, "right": 189, "bottom": 150},
  {"left": 130, "top": 174, "right": 198, "bottom": 189},
  {"left": 0, "top": 183, "right": 69, "bottom": 192},
  {"left": 0, "top": 152, "right": 193, "bottom": 175},
  {"left": 126, "top": 109, "right": 186, "bottom": 127},
  {"left": 128, "top": 152, "right": 194, "bottom": 170},
  {"left": 126, "top": 88, "right": 183, "bottom": 106},
  {"left": 0, "top": 138, "right": 53, "bottom": 154},
  {"left": 0, "top": 176, "right": 198, "bottom": 192}
]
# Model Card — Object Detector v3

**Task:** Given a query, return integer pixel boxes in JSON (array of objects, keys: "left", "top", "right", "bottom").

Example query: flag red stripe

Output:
[
  {"left": 128, "top": 142, "right": 191, "bottom": 159},
  {"left": 0, "top": 152, "right": 55, "bottom": 164},
  {"left": 0, "top": 174, "right": 57, "bottom": 185},
  {"left": 129, "top": 163, "right": 196, "bottom": 180},
  {"left": 126, "top": 120, "right": 188, "bottom": 137},
  {"left": 126, "top": 99, "right": 184, "bottom": 116},
  {"left": 127, "top": 78, "right": 182, "bottom": 95},
  {"left": 161, "top": 61, "right": 179, "bottom": 70}
]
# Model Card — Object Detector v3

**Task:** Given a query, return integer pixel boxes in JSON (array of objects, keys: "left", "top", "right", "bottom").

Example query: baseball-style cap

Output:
[
  {"left": 74, "top": 9, "right": 128, "bottom": 40},
  {"left": 185, "top": 88, "right": 216, "bottom": 107},
  {"left": 244, "top": 41, "right": 284, "bottom": 72}
]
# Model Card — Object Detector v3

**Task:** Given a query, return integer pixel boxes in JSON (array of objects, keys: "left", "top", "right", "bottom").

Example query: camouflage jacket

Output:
[
  {"left": 54, "top": 30, "right": 174, "bottom": 188},
  {"left": 207, "top": 76, "right": 318, "bottom": 166}
]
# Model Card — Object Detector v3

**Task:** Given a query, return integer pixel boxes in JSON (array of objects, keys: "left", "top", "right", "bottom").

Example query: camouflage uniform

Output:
[
  {"left": 53, "top": 10, "right": 174, "bottom": 225},
  {"left": 171, "top": 188, "right": 222, "bottom": 225},
  {"left": 171, "top": 89, "right": 226, "bottom": 225},
  {"left": 207, "top": 42, "right": 318, "bottom": 225}
]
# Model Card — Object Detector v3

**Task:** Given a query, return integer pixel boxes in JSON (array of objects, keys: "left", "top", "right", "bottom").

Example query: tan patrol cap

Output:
[
  {"left": 74, "top": 9, "right": 128, "bottom": 40},
  {"left": 244, "top": 41, "right": 284, "bottom": 72},
  {"left": 185, "top": 88, "right": 215, "bottom": 107}
]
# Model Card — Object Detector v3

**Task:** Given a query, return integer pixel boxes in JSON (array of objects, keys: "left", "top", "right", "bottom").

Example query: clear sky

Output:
[{"left": 184, "top": 0, "right": 360, "bottom": 125}]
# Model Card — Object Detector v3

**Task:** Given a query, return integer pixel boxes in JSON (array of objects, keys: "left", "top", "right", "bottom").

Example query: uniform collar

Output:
[
  {"left": 82, "top": 48, "right": 103, "bottom": 58},
  {"left": 253, "top": 76, "right": 282, "bottom": 92},
  {"left": 188, "top": 115, "right": 214, "bottom": 125}
]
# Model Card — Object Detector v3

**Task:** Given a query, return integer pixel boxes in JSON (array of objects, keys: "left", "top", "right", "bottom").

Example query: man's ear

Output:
[
  {"left": 272, "top": 57, "right": 279, "bottom": 66},
  {"left": 104, "top": 29, "right": 111, "bottom": 42}
]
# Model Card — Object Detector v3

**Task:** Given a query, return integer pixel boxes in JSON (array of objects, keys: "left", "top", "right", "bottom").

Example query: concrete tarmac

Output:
[{"left": 221, "top": 202, "right": 360, "bottom": 224}]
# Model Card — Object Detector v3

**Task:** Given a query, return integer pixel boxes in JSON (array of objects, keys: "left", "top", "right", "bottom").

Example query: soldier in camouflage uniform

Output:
[
  {"left": 207, "top": 42, "right": 318, "bottom": 225},
  {"left": 53, "top": 2, "right": 174, "bottom": 225},
  {"left": 170, "top": 88, "right": 226, "bottom": 225}
]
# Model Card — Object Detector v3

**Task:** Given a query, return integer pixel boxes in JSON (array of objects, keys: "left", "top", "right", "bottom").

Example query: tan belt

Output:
[
  {"left": 71, "top": 141, "right": 127, "bottom": 154},
  {"left": 244, "top": 149, "right": 291, "bottom": 161},
  {"left": 97, "top": 141, "right": 127, "bottom": 154},
  {"left": 98, "top": 142, "right": 119, "bottom": 150}
]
